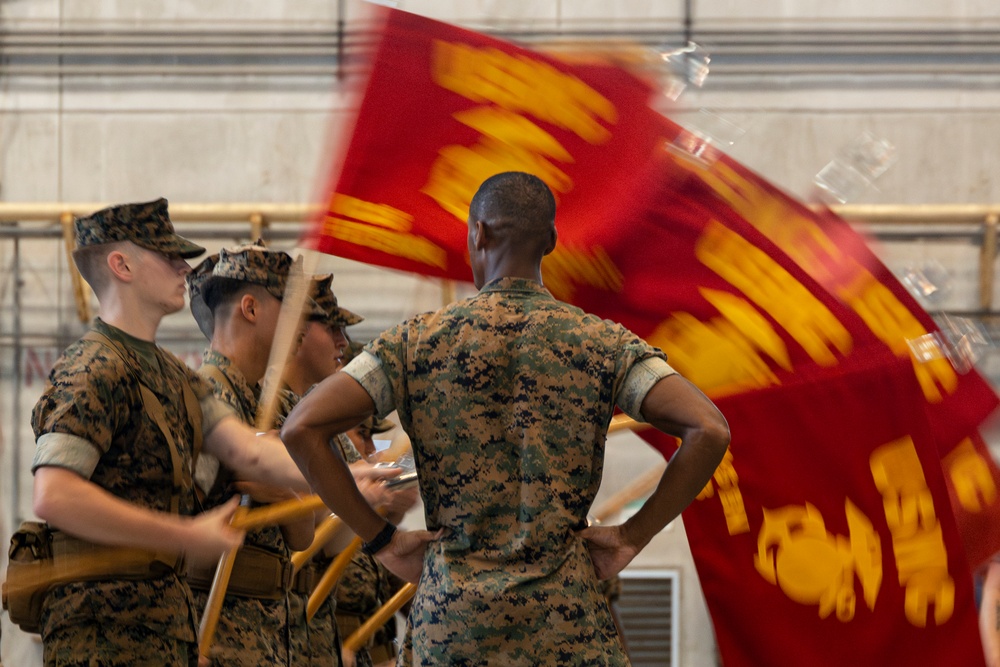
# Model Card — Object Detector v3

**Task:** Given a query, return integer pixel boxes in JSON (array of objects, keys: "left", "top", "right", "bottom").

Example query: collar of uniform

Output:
[
  {"left": 478, "top": 276, "right": 551, "bottom": 297},
  {"left": 201, "top": 348, "right": 260, "bottom": 402},
  {"left": 93, "top": 317, "right": 161, "bottom": 374}
]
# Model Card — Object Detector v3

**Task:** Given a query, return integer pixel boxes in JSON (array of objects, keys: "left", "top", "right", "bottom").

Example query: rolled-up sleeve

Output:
[
  {"left": 32, "top": 432, "right": 102, "bottom": 478},
  {"left": 199, "top": 394, "right": 235, "bottom": 437},
  {"left": 615, "top": 357, "right": 677, "bottom": 421},
  {"left": 342, "top": 351, "right": 396, "bottom": 417}
]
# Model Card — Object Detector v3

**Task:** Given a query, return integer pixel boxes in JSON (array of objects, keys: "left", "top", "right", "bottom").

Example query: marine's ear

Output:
[{"left": 106, "top": 249, "right": 133, "bottom": 282}]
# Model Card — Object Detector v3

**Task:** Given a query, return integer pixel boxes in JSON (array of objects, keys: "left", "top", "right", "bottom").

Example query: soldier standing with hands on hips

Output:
[{"left": 281, "top": 172, "right": 730, "bottom": 666}]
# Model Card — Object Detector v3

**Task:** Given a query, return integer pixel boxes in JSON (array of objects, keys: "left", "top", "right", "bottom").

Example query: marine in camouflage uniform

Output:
[
  {"left": 30, "top": 199, "right": 234, "bottom": 666},
  {"left": 283, "top": 275, "right": 416, "bottom": 667},
  {"left": 350, "top": 276, "right": 666, "bottom": 666},
  {"left": 281, "top": 275, "right": 367, "bottom": 667},
  {"left": 281, "top": 172, "right": 730, "bottom": 667},
  {"left": 188, "top": 243, "right": 319, "bottom": 666}
]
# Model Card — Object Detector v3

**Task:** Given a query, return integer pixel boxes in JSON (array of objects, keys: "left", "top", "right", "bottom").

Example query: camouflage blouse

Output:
[
  {"left": 30, "top": 319, "right": 225, "bottom": 643},
  {"left": 344, "top": 277, "right": 674, "bottom": 666},
  {"left": 194, "top": 350, "right": 298, "bottom": 665}
]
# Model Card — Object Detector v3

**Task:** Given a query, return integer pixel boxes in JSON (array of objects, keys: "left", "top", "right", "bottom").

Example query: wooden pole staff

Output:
[
  {"left": 607, "top": 414, "right": 653, "bottom": 435},
  {"left": 256, "top": 248, "right": 319, "bottom": 431},
  {"left": 198, "top": 498, "right": 251, "bottom": 661},
  {"left": 290, "top": 514, "right": 344, "bottom": 575},
  {"left": 232, "top": 494, "right": 327, "bottom": 531},
  {"left": 59, "top": 211, "right": 92, "bottom": 324},
  {"left": 306, "top": 536, "right": 363, "bottom": 621},
  {"left": 342, "top": 583, "right": 417, "bottom": 653}
]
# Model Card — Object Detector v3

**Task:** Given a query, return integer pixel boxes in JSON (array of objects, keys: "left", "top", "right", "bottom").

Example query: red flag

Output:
[
  {"left": 684, "top": 359, "right": 985, "bottom": 667},
  {"left": 304, "top": 7, "right": 1000, "bottom": 664},
  {"left": 304, "top": 8, "right": 667, "bottom": 283}
]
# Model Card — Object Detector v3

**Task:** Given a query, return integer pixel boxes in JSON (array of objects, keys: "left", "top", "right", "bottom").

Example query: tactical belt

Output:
[
  {"left": 51, "top": 530, "right": 184, "bottom": 577},
  {"left": 187, "top": 546, "right": 315, "bottom": 599},
  {"left": 3, "top": 524, "right": 185, "bottom": 634}
]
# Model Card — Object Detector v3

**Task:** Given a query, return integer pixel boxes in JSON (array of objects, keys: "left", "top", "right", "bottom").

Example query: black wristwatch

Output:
[{"left": 362, "top": 522, "right": 397, "bottom": 556}]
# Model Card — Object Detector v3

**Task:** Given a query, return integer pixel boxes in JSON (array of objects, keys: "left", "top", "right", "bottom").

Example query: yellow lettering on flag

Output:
[
  {"left": 423, "top": 38, "right": 619, "bottom": 246},
  {"left": 541, "top": 243, "right": 624, "bottom": 301},
  {"left": 430, "top": 40, "right": 617, "bottom": 144},
  {"left": 696, "top": 220, "right": 853, "bottom": 367},
  {"left": 870, "top": 437, "right": 954, "bottom": 626},
  {"left": 421, "top": 107, "right": 574, "bottom": 222},
  {"left": 671, "top": 156, "right": 958, "bottom": 402},
  {"left": 753, "top": 500, "right": 881, "bottom": 621},
  {"left": 700, "top": 289, "right": 792, "bottom": 373},
  {"left": 323, "top": 195, "right": 447, "bottom": 270},
  {"left": 838, "top": 274, "right": 957, "bottom": 403},
  {"left": 694, "top": 449, "right": 750, "bottom": 535},
  {"left": 648, "top": 307, "right": 783, "bottom": 397},
  {"left": 943, "top": 437, "right": 998, "bottom": 513}
]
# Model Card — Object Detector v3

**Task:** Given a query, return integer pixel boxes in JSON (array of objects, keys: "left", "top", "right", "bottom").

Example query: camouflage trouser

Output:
[
  {"left": 307, "top": 594, "right": 343, "bottom": 667},
  {"left": 42, "top": 620, "right": 197, "bottom": 666},
  {"left": 193, "top": 591, "right": 288, "bottom": 666},
  {"left": 288, "top": 590, "right": 319, "bottom": 666}
]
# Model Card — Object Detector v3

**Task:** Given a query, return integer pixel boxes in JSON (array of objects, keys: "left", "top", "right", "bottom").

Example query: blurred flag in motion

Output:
[{"left": 304, "top": 8, "right": 998, "bottom": 667}]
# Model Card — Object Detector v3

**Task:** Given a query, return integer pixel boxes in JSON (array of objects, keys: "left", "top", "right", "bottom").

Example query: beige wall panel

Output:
[
  {"left": 695, "top": 0, "right": 1000, "bottom": 27},
  {"left": 56, "top": 111, "right": 344, "bottom": 202},
  {"left": 0, "top": 113, "right": 61, "bottom": 200}
]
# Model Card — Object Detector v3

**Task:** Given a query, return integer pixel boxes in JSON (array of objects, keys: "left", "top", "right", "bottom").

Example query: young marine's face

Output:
[
  {"left": 133, "top": 246, "right": 191, "bottom": 315},
  {"left": 346, "top": 421, "right": 376, "bottom": 459},
  {"left": 253, "top": 291, "right": 285, "bottom": 350},
  {"left": 295, "top": 320, "right": 348, "bottom": 382}
]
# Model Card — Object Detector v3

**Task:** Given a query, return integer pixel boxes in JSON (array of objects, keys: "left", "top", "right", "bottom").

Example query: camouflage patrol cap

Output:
[
  {"left": 213, "top": 241, "right": 293, "bottom": 300},
  {"left": 198, "top": 240, "right": 324, "bottom": 321},
  {"left": 74, "top": 198, "right": 205, "bottom": 259},
  {"left": 309, "top": 274, "right": 363, "bottom": 327},
  {"left": 187, "top": 253, "right": 219, "bottom": 339}
]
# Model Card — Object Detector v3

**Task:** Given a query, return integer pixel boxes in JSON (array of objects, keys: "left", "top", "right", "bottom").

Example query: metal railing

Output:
[{"left": 2, "top": 201, "right": 1000, "bottom": 317}]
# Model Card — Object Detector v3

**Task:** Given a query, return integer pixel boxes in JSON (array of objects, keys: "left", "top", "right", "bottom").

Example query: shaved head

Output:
[{"left": 468, "top": 172, "right": 556, "bottom": 244}]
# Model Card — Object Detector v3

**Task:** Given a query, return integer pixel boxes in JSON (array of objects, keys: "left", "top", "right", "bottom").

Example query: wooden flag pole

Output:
[
  {"left": 200, "top": 245, "right": 320, "bottom": 657},
  {"left": 591, "top": 462, "right": 668, "bottom": 524},
  {"left": 342, "top": 583, "right": 417, "bottom": 653},
  {"left": 256, "top": 249, "right": 319, "bottom": 431},
  {"left": 306, "top": 536, "right": 363, "bottom": 621},
  {"left": 232, "top": 494, "right": 327, "bottom": 531},
  {"left": 290, "top": 514, "right": 344, "bottom": 575},
  {"left": 198, "top": 498, "right": 251, "bottom": 661}
]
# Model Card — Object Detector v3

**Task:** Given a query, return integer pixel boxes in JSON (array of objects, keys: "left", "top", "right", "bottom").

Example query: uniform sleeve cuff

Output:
[
  {"left": 200, "top": 395, "right": 235, "bottom": 436},
  {"left": 617, "top": 358, "right": 677, "bottom": 422},
  {"left": 342, "top": 351, "right": 396, "bottom": 417},
  {"left": 32, "top": 432, "right": 101, "bottom": 478}
]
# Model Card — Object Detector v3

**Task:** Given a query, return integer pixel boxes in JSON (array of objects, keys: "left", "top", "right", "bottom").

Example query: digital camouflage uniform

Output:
[
  {"left": 332, "top": 437, "right": 403, "bottom": 667},
  {"left": 29, "top": 198, "right": 225, "bottom": 667},
  {"left": 342, "top": 277, "right": 675, "bottom": 667},
  {"left": 188, "top": 244, "right": 319, "bottom": 666},
  {"left": 30, "top": 319, "right": 230, "bottom": 667}
]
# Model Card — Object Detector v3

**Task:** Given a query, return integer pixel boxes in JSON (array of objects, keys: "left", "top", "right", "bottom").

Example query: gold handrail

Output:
[
  {"left": 5, "top": 201, "right": 1000, "bottom": 325},
  {"left": 0, "top": 203, "right": 322, "bottom": 222},
  {"left": 4, "top": 202, "right": 1000, "bottom": 224}
]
